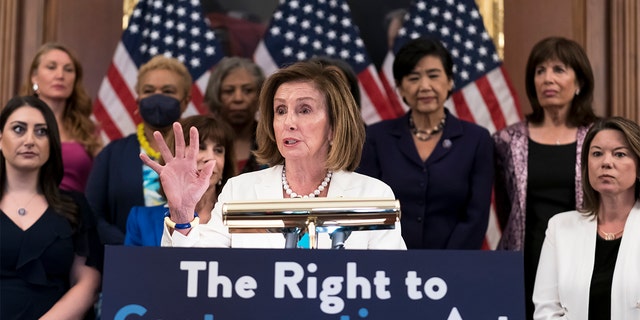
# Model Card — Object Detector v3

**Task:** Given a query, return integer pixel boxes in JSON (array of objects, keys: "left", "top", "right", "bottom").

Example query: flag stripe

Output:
[
  {"left": 475, "top": 73, "right": 506, "bottom": 130},
  {"left": 93, "top": 0, "right": 225, "bottom": 141},
  {"left": 451, "top": 91, "right": 475, "bottom": 122},
  {"left": 358, "top": 68, "right": 397, "bottom": 120},
  {"left": 380, "top": 0, "right": 523, "bottom": 249},
  {"left": 93, "top": 98, "right": 123, "bottom": 141},
  {"left": 492, "top": 66, "right": 523, "bottom": 125},
  {"left": 380, "top": 53, "right": 409, "bottom": 116},
  {"left": 253, "top": 41, "right": 279, "bottom": 77},
  {"left": 190, "top": 84, "right": 206, "bottom": 115},
  {"left": 107, "top": 64, "right": 139, "bottom": 123},
  {"left": 459, "top": 81, "right": 496, "bottom": 133}
]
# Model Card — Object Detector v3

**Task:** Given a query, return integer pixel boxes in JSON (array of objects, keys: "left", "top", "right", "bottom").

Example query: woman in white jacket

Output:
[
  {"left": 533, "top": 117, "right": 640, "bottom": 319},
  {"left": 141, "top": 61, "right": 406, "bottom": 250}
]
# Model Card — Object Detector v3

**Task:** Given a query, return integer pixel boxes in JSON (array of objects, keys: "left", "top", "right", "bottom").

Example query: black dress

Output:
[
  {"left": 524, "top": 139, "right": 576, "bottom": 320},
  {"left": 0, "top": 191, "right": 102, "bottom": 319}
]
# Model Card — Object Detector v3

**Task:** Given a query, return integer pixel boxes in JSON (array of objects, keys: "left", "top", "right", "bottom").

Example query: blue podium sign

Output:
[{"left": 102, "top": 246, "right": 524, "bottom": 319}]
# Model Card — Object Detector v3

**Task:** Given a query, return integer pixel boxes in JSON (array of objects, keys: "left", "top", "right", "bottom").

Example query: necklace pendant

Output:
[
  {"left": 18, "top": 208, "right": 26, "bottom": 216},
  {"left": 599, "top": 228, "right": 622, "bottom": 241},
  {"left": 414, "top": 131, "right": 432, "bottom": 141}
]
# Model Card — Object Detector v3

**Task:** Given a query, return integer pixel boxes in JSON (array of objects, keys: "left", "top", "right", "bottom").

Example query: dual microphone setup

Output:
[{"left": 222, "top": 198, "right": 401, "bottom": 249}]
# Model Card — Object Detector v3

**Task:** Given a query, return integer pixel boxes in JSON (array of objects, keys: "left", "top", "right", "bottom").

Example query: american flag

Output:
[
  {"left": 254, "top": 0, "right": 402, "bottom": 124},
  {"left": 93, "top": 0, "right": 225, "bottom": 141},
  {"left": 381, "top": 0, "right": 522, "bottom": 249}
]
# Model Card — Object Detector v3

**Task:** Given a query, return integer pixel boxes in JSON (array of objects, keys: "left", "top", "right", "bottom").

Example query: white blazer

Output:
[
  {"left": 533, "top": 200, "right": 640, "bottom": 319},
  {"left": 162, "top": 166, "right": 407, "bottom": 250}
]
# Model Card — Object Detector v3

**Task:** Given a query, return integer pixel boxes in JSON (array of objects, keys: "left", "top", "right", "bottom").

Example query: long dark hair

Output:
[{"left": 0, "top": 96, "right": 78, "bottom": 227}]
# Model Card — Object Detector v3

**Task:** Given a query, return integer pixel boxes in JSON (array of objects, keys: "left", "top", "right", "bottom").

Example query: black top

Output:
[
  {"left": 524, "top": 139, "right": 576, "bottom": 319},
  {"left": 588, "top": 235, "right": 621, "bottom": 320},
  {"left": 0, "top": 191, "right": 102, "bottom": 319}
]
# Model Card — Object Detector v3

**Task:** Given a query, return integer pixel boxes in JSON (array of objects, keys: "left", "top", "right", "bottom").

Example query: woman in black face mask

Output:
[{"left": 86, "top": 55, "right": 191, "bottom": 245}]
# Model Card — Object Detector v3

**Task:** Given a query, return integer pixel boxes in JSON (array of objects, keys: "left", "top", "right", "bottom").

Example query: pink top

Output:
[{"left": 60, "top": 142, "right": 93, "bottom": 192}]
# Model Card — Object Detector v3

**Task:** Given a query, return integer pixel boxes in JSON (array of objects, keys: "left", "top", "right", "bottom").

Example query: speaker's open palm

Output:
[{"left": 140, "top": 122, "right": 215, "bottom": 224}]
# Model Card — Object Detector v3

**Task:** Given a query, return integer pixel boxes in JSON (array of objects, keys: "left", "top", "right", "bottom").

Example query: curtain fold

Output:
[
  {"left": 610, "top": 0, "right": 640, "bottom": 123},
  {"left": 0, "top": 0, "right": 19, "bottom": 105}
]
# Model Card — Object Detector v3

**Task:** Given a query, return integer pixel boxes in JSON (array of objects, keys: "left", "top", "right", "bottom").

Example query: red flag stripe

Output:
[
  {"left": 475, "top": 75, "right": 507, "bottom": 130},
  {"left": 107, "top": 63, "right": 138, "bottom": 122},
  {"left": 358, "top": 71, "right": 397, "bottom": 120},
  {"left": 189, "top": 85, "right": 207, "bottom": 115},
  {"left": 93, "top": 97, "right": 123, "bottom": 141},
  {"left": 450, "top": 91, "right": 475, "bottom": 123},
  {"left": 378, "top": 70, "right": 406, "bottom": 117},
  {"left": 494, "top": 66, "right": 523, "bottom": 124}
]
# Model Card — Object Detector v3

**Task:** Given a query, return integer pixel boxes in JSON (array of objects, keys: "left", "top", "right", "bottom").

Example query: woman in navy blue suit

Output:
[
  {"left": 85, "top": 56, "right": 192, "bottom": 245},
  {"left": 357, "top": 37, "right": 494, "bottom": 249},
  {"left": 124, "top": 115, "right": 236, "bottom": 246}
]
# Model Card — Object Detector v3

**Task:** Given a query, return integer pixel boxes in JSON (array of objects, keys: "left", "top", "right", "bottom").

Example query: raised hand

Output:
[{"left": 140, "top": 122, "right": 215, "bottom": 225}]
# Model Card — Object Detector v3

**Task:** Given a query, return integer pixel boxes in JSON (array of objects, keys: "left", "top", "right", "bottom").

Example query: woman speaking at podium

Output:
[{"left": 141, "top": 61, "right": 406, "bottom": 250}]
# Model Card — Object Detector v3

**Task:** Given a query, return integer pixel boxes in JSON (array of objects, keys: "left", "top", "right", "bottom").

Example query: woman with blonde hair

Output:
[
  {"left": 86, "top": 55, "right": 192, "bottom": 245},
  {"left": 144, "top": 61, "right": 406, "bottom": 249}
]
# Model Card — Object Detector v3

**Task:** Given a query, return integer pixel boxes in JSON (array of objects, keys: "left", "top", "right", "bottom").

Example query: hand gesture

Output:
[{"left": 140, "top": 122, "right": 215, "bottom": 224}]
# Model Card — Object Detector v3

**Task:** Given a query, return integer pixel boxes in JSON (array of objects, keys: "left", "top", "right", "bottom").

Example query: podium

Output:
[
  {"left": 222, "top": 198, "right": 401, "bottom": 249},
  {"left": 102, "top": 247, "right": 524, "bottom": 319}
]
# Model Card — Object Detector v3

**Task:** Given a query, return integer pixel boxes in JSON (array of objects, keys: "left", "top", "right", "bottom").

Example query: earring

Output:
[
  {"left": 217, "top": 179, "right": 222, "bottom": 186},
  {"left": 32, "top": 83, "right": 39, "bottom": 95},
  {"left": 575, "top": 88, "right": 580, "bottom": 96}
]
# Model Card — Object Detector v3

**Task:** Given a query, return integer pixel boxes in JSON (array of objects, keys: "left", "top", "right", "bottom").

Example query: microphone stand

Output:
[{"left": 330, "top": 230, "right": 351, "bottom": 250}]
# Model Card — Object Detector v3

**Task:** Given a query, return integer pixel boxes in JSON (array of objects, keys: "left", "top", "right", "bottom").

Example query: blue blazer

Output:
[
  {"left": 357, "top": 109, "right": 494, "bottom": 249},
  {"left": 85, "top": 134, "right": 145, "bottom": 245},
  {"left": 125, "top": 205, "right": 165, "bottom": 247}
]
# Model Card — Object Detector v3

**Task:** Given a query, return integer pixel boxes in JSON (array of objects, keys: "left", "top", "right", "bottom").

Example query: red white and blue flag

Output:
[
  {"left": 93, "top": 0, "right": 225, "bottom": 141},
  {"left": 254, "top": 0, "right": 402, "bottom": 124},
  {"left": 381, "top": 0, "right": 523, "bottom": 248}
]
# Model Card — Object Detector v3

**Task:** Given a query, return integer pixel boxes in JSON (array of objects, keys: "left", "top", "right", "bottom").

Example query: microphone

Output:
[
  {"left": 283, "top": 228, "right": 302, "bottom": 249},
  {"left": 330, "top": 230, "right": 351, "bottom": 250}
]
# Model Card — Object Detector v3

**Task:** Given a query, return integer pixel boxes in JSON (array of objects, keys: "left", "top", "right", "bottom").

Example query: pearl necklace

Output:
[
  {"left": 137, "top": 123, "right": 160, "bottom": 159},
  {"left": 282, "top": 166, "right": 332, "bottom": 198},
  {"left": 409, "top": 115, "right": 446, "bottom": 141}
]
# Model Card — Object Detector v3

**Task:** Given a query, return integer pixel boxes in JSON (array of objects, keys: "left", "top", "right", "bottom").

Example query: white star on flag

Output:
[
  {"left": 380, "top": 0, "right": 523, "bottom": 249},
  {"left": 254, "top": 0, "right": 403, "bottom": 124},
  {"left": 93, "top": 0, "right": 224, "bottom": 141}
]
